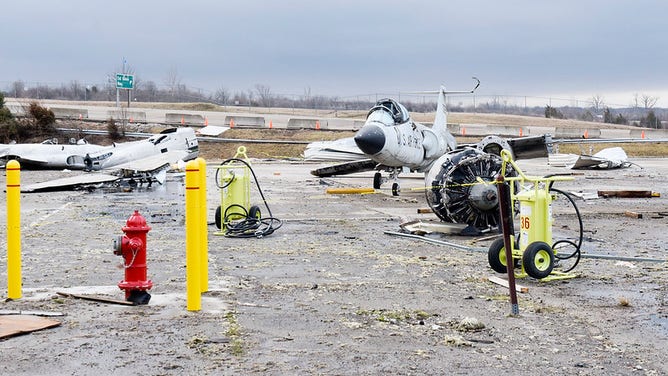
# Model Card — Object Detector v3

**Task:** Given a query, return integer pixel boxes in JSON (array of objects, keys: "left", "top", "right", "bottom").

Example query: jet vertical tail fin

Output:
[
  {"left": 433, "top": 86, "right": 457, "bottom": 151},
  {"left": 417, "top": 78, "right": 480, "bottom": 152},
  {"left": 433, "top": 86, "right": 448, "bottom": 131}
]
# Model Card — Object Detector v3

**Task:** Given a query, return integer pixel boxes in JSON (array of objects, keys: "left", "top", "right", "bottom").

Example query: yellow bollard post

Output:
[
  {"left": 197, "top": 157, "right": 208, "bottom": 293},
  {"left": 185, "top": 160, "right": 201, "bottom": 311},
  {"left": 6, "top": 160, "right": 22, "bottom": 299}
]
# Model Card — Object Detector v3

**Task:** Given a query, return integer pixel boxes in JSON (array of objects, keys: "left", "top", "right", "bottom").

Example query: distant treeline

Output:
[{"left": 2, "top": 80, "right": 665, "bottom": 128}]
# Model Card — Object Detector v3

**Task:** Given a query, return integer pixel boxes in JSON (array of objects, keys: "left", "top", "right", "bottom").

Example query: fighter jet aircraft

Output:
[
  {"left": 311, "top": 79, "right": 548, "bottom": 232},
  {"left": 1, "top": 127, "right": 199, "bottom": 192}
]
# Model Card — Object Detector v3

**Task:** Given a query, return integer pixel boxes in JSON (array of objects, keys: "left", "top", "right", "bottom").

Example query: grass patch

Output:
[
  {"left": 556, "top": 142, "right": 668, "bottom": 157},
  {"left": 224, "top": 311, "right": 244, "bottom": 356}
]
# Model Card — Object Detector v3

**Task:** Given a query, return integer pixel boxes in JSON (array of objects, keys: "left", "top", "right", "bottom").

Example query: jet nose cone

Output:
[{"left": 354, "top": 124, "right": 385, "bottom": 155}]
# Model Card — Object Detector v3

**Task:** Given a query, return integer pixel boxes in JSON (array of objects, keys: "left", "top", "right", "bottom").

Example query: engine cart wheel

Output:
[
  {"left": 487, "top": 238, "right": 519, "bottom": 273},
  {"left": 373, "top": 172, "right": 382, "bottom": 189},
  {"left": 249, "top": 205, "right": 262, "bottom": 220},
  {"left": 488, "top": 238, "right": 509, "bottom": 273},
  {"left": 522, "top": 241, "right": 555, "bottom": 279},
  {"left": 391, "top": 182, "right": 400, "bottom": 196},
  {"left": 215, "top": 206, "right": 222, "bottom": 229}
]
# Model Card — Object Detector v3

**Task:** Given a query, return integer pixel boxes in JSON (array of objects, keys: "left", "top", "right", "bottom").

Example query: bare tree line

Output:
[{"left": 2, "top": 78, "right": 664, "bottom": 128}]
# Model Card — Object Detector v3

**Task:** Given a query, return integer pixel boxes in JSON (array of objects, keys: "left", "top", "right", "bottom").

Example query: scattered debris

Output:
[
  {"left": 618, "top": 297, "right": 631, "bottom": 307},
  {"left": 0, "top": 315, "right": 61, "bottom": 339},
  {"left": 0, "top": 310, "right": 65, "bottom": 317},
  {"left": 455, "top": 317, "right": 485, "bottom": 332},
  {"left": 624, "top": 211, "right": 643, "bottom": 219},
  {"left": 443, "top": 335, "right": 473, "bottom": 347},
  {"left": 568, "top": 191, "right": 600, "bottom": 200},
  {"left": 384, "top": 230, "right": 487, "bottom": 253},
  {"left": 569, "top": 147, "right": 635, "bottom": 170},
  {"left": 57, "top": 292, "right": 135, "bottom": 306},
  {"left": 399, "top": 220, "right": 468, "bottom": 235},
  {"left": 598, "top": 190, "right": 660, "bottom": 198}
]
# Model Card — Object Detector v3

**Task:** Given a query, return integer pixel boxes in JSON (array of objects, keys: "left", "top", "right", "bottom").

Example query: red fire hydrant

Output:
[{"left": 113, "top": 210, "right": 153, "bottom": 305}]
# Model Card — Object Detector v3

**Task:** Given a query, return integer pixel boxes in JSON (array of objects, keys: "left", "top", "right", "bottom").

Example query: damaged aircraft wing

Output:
[{"left": 21, "top": 173, "right": 121, "bottom": 193}]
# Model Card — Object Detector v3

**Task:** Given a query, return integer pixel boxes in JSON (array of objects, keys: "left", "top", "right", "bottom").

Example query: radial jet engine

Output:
[
  {"left": 1, "top": 127, "right": 199, "bottom": 192},
  {"left": 311, "top": 79, "right": 549, "bottom": 232}
]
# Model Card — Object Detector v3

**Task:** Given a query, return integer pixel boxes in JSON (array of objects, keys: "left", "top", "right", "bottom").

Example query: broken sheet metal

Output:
[
  {"left": 399, "top": 220, "right": 468, "bottom": 235},
  {"left": 568, "top": 147, "right": 632, "bottom": 169},
  {"left": 196, "top": 125, "right": 230, "bottom": 136}
]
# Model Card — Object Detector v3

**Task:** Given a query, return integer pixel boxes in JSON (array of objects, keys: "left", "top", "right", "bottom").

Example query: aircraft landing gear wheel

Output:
[
  {"left": 249, "top": 205, "right": 262, "bottom": 220},
  {"left": 373, "top": 172, "right": 382, "bottom": 189},
  {"left": 522, "top": 241, "right": 555, "bottom": 279},
  {"left": 391, "top": 182, "right": 400, "bottom": 196},
  {"left": 215, "top": 206, "right": 222, "bottom": 229}
]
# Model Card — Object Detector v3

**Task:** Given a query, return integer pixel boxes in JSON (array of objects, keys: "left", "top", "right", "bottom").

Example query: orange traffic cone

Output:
[
  {"left": 204, "top": 116, "right": 209, "bottom": 126},
  {"left": 461, "top": 126, "right": 466, "bottom": 136},
  {"left": 181, "top": 116, "right": 185, "bottom": 125},
  {"left": 269, "top": 120, "right": 273, "bottom": 129},
  {"left": 315, "top": 120, "right": 321, "bottom": 130},
  {"left": 519, "top": 128, "right": 523, "bottom": 137},
  {"left": 583, "top": 129, "right": 589, "bottom": 139},
  {"left": 230, "top": 119, "right": 235, "bottom": 128},
  {"left": 641, "top": 130, "right": 646, "bottom": 139}
]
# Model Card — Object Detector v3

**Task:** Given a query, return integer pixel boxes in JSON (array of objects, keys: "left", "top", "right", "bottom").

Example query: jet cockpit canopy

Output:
[{"left": 366, "top": 98, "right": 409, "bottom": 125}]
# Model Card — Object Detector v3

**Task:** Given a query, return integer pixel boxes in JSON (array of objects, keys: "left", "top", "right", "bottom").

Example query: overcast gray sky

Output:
[{"left": 2, "top": 0, "right": 668, "bottom": 107}]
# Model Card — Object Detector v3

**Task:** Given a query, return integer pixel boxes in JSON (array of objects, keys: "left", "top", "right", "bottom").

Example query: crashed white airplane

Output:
[
  {"left": 0, "top": 127, "right": 199, "bottom": 192},
  {"left": 310, "top": 79, "right": 548, "bottom": 232}
]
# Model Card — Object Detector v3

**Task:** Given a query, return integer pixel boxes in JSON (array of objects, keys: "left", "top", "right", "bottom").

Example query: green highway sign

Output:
[{"left": 116, "top": 73, "right": 134, "bottom": 89}]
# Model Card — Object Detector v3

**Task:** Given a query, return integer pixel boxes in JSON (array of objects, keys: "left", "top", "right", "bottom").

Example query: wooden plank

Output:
[
  {"left": 597, "top": 190, "right": 656, "bottom": 198},
  {"left": 624, "top": 211, "right": 643, "bottom": 219},
  {"left": 0, "top": 315, "right": 61, "bottom": 339},
  {"left": 488, "top": 276, "right": 529, "bottom": 293},
  {"left": 57, "top": 292, "right": 135, "bottom": 306}
]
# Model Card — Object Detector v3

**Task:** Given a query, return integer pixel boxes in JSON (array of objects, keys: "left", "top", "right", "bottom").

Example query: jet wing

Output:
[
  {"left": 22, "top": 173, "right": 120, "bottom": 193},
  {"left": 3, "top": 156, "right": 50, "bottom": 169},
  {"left": 311, "top": 159, "right": 377, "bottom": 177},
  {"left": 109, "top": 150, "right": 189, "bottom": 172},
  {"left": 304, "top": 137, "right": 366, "bottom": 162}
]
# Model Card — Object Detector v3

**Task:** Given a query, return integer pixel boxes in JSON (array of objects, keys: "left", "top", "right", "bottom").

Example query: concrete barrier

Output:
[
  {"left": 554, "top": 128, "right": 601, "bottom": 139},
  {"left": 107, "top": 110, "right": 147, "bottom": 123},
  {"left": 50, "top": 107, "right": 89, "bottom": 119},
  {"left": 224, "top": 115, "right": 265, "bottom": 128},
  {"left": 166, "top": 113, "right": 205, "bottom": 126},
  {"left": 446, "top": 123, "right": 490, "bottom": 136},
  {"left": 287, "top": 118, "right": 327, "bottom": 130},
  {"left": 484, "top": 125, "right": 526, "bottom": 137},
  {"left": 629, "top": 129, "right": 668, "bottom": 139}
]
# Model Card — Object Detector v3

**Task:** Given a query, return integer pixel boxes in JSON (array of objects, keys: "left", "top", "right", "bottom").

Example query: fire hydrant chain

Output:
[{"left": 122, "top": 246, "right": 139, "bottom": 269}]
